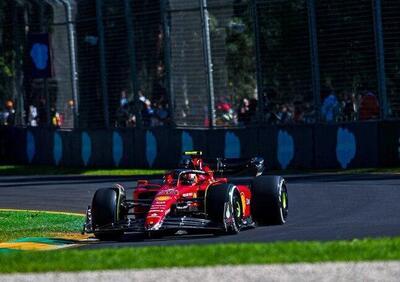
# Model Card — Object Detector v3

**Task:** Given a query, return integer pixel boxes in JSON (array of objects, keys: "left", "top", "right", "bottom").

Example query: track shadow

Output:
[{"left": 85, "top": 231, "right": 220, "bottom": 249}]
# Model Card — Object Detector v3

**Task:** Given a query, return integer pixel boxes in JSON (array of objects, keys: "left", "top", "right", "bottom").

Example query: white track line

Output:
[
  {"left": 1, "top": 262, "right": 400, "bottom": 282},
  {"left": 0, "top": 209, "right": 85, "bottom": 216}
]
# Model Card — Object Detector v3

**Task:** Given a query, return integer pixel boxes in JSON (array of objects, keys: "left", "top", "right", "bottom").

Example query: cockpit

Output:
[{"left": 163, "top": 169, "right": 207, "bottom": 186}]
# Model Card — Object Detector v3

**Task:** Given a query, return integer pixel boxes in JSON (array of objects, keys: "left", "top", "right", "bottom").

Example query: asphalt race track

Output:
[{"left": 1, "top": 173, "right": 400, "bottom": 248}]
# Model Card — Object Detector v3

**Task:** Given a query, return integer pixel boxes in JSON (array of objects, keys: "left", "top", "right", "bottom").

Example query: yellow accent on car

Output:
[
  {"left": 282, "top": 193, "right": 287, "bottom": 209},
  {"left": 240, "top": 193, "right": 246, "bottom": 214},
  {"left": 184, "top": 151, "right": 203, "bottom": 156},
  {"left": 155, "top": 196, "right": 171, "bottom": 201}
]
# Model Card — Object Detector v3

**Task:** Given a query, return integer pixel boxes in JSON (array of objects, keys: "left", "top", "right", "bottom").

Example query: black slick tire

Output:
[
  {"left": 206, "top": 183, "right": 243, "bottom": 234},
  {"left": 91, "top": 187, "right": 125, "bottom": 241},
  {"left": 251, "top": 176, "right": 288, "bottom": 225}
]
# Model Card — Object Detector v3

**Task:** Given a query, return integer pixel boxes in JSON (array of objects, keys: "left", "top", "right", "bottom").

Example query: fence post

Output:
[
  {"left": 307, "top": 0, "right": 320, "bottom": 122},
  {"left": 61, "top": 0, "right": 80, "bottom": 128},
  {"left": 199, "top": 0, "right": 216, "bottom": 128},
  {"left": 11, "top": 1, "right": 25, "bottom": 126},
  {"left": 123, "top": 0, "right": 142, "bottom": 128},
  {"left": 373, "top": 0, "right": 388, "bottom": 119},
  {"left": 95, "top": 0, "right": 110, "bottom": 128},
  {"left": 38, "top": 2, "right": 51, "bottom": 127},
  {"left": 251, "top": 0, "right": 264, "bottom": 123},
  {"left": 161, "top": 0, "right": 175, "bottom": 127}
]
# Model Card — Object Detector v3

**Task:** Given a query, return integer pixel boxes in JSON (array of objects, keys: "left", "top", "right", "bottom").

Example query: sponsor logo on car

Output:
[
  {"left": 158, "top": 189, "right": 178, "bottom": 196},
  {"left": 149, "top": 210, "right": 163, "bottom": 213}
]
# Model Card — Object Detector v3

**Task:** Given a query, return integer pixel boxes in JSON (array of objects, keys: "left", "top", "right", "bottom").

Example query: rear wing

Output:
[
  {"left": 205, "top": 157, "right": 264, "bottom": 177},
  {"left": 180, "top": 155, "right": 264, "bottom": 177}
]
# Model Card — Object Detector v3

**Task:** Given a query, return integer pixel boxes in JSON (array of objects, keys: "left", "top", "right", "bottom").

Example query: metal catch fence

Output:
[{"left": 0, "top": 0, "right": 399, "bottom": 128}]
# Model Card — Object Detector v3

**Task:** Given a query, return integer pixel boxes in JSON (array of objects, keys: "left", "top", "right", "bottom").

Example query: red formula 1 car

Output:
[{"left": 83, "top": 152, "right": 288, "bottom": 240}]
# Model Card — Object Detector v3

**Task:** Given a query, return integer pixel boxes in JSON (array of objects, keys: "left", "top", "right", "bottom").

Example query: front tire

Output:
[
  {"left": 91, "top": 186, "right": 126, "bottom": 241},
  {"left": 206, "top": 184, "right": 243, "bottom": 234},
  {"left": 251, "top": 176, "right": 288, "bottom": 225}
]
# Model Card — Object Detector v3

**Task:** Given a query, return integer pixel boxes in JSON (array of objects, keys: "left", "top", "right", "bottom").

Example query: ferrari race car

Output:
[{"left": 83, "top": 151, "right": 288, "bottom": 240}]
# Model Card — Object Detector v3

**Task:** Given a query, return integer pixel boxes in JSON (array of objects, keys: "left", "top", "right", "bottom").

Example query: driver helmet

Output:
[
  {"left": 181, "top": 173, "right": 197, "bottom": 185},
  {"left": 191, "top": 157, "right": 203, "bottom": 169},
  {"left": 164, "top": 174, "right": 174, "bottom": 184}
]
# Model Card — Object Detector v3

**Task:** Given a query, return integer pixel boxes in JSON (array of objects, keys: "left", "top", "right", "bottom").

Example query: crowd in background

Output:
[
  {"left": 0, "top": 86, "right": 381, "bottom": 128},
  {"left": 319, "top": 88, "right": 380, "bottom": 123},
  {"left": 0, "top": 99, "right": 72, "bottom": 128},
  {"left": 214, "top": 86, "right": 380, "bottom": 126},
  {"left": 263, "top": 87, "right": 380, "bottom": 125},
  {"left": 115, "top": 89, "right": 170, "bottom": 128}
]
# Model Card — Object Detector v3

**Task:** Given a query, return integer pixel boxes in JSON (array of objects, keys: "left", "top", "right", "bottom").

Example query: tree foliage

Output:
[
  {"left": 0, "top": 1, "right": 14, "bottom": 104},
  {"left": 225, "top": 15, "right": 256, "bottom": 102}
]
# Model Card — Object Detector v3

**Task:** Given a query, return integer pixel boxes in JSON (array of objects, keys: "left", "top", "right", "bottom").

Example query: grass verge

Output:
[
  {"left": 0, "top": 210, "right": 84, "bottom": 242},
  {"left": 0, "top": 165, "right": 166, "bottom": 176},
  {"left": 1, "top": 211, "right": 400, "bottom": 273},
  {"left": 0, "top": 238, "right": 400, "bottom": 273}
]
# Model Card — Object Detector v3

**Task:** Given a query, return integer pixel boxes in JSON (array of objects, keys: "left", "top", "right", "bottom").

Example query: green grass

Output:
[
  {"left": 1, "top": 210, "right": 400, "bottom": 273},
  {"left": 0, "top": 238, "right": 400, "bottom": 273},
  {"left": 0, "top": 210, "right": 84, "bottom": 242},
  {"left": 0, "top": 165, "right": 166, "bottom": 176}
]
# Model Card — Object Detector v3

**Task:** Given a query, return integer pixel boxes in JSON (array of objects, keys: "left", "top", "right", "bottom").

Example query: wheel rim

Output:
[
  {"left": 281, "top": 185, "right": 288, "bottom": 220},
  {"left": 232, "top": 192, "right": 242, "bottom": 228}
]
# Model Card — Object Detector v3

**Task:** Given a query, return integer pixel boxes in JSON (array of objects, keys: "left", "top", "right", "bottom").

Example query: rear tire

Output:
[
  {"left": 91, "top": 187, "right": 125, "bottom": 241},
  {"left": 251, "top": 176, "right": 288, "bottom": 225},
  {"left": 206, "top": 184, "right": 242, "bottom": 234}
]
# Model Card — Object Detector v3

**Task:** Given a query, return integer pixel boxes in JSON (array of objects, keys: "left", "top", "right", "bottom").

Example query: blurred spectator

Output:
[
  {"left": 141, "top": 99, "right": 154, "bottom": 127},
  {"left": 120, "top": 90, "right": 128, "bottom": 107},
  {"left": 359, "top": 91, "right": 379, "bottom": 120},
  {"left": 154, "top": 102, "right": 169, "bottom": 126},
  {"left": 28, "top": 105, "right": 38, "bottom": 127},
  {"left": 115, "top": 90, "right": 131, "bottom": 128},
  {"left": 52, "top": 111, "right": 62, "bottom": 128},
  {"left": 266, "top": 103, "right": 280, "bottom": 124},
  {"left": 238, "top": 98, "right": 251, "bottom": 124},
  {"left": 342, "top": 91, "right": 356, "bottom": 121},
  {"left": 217, "top": 100, "right": 236, "bottom": 125},
  {"left": 321, "top": 90, "right": 340, "bottom": 122},
  {"left": 277, "top": 103, "right": 294, "bottom": 124},
  {"left": 3, "top": 100, "right": 15, "bottom": 126}
]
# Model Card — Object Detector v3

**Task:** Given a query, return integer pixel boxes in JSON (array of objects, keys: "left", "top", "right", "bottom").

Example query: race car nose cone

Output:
[
  {"left": 145, "top": 220, "right": 162, "bottom": 231},
  {"left": 145, "top": 212, "right": 164, "bottom": 231}
]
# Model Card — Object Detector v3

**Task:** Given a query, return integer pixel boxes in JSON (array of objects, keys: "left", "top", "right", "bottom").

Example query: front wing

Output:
[{"left": 83, "top": 207, "right": 224, "bottom": 234}]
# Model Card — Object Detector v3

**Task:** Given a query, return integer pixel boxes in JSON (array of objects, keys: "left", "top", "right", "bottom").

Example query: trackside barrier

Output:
[
  {"left": 0, "top": 121, "right": 398, "bottom": 170},
  {"left": 379, "top": 121, "right": 400, "bottom": 167}
]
